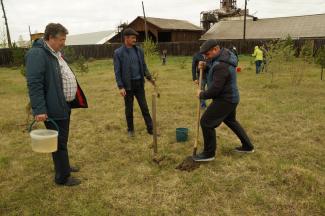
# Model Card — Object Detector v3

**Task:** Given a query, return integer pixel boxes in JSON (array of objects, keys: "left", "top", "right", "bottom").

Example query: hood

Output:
[
  {"left": 255, "top": 46, "right": 259, "bottom": 49},
  {"left": 210, "top": 48, "right": 238, "bottom": 67},
  {"left": 32, "top": 38, "right": 56, "bottom": 55},
  {"left": 32, "top": 38, "right": 46, "bottom": 48}
]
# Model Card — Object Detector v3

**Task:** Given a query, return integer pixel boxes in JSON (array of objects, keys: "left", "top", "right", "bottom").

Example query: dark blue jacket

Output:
[
  {"left": 200, "top": 48, "right": 239, "bottom": 104},
  {"left": 26, "top": 39, "right": 87, "bottom": 120},
  {"left": 113, "top": 45, "right": 152, "bottom": 90}
]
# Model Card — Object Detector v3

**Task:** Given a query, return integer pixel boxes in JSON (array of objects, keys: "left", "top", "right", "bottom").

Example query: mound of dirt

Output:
[{"left": 176, "top": 156, "right": 200, "bottom": 172}]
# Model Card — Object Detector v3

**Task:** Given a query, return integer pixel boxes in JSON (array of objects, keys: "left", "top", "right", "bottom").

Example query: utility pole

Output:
[
  {"left": 243, "top": 0, "right": 248, "bottom": 54},
  {"left": 243, "top": 0, "right": 247, "bottom": 41},
  {"left": 0, "top": 0, "right": 12, "bottom": 48},
  {"left": 28, "top": 26, "right": 32, "bottom": 45},
  {"left": 142, "top": 1, "right": 148, "bottom": 41}
]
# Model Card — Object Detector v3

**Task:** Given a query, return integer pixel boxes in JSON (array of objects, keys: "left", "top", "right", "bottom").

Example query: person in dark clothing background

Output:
[
  {"left": 193, "top": 39, "right": 254, "bottom": 162},
  {"left": 113, "top": 28, "right": 155, "bottom": 137},
  {"left": 162, "top": 49, "right": 167, "bottom": 65},
  {"left": 229, "top": 45, "right": 239, "bottom": 60},
  {"left": 192, "top": 52, "right": 209, "bottom": 108}
]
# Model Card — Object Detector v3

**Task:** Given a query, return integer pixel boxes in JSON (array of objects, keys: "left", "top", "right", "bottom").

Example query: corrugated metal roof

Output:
[
  {"left": 139, "top": 16, "right": 203, "bottom": 31},
  {"left": 66, "top": 30, "right": 116, "bottom": 45},
  {"left": 201, "top": 13, "right": 325, "bottom": 40}
]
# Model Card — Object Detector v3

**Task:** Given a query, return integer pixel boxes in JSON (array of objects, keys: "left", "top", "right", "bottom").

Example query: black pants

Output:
[
  {"left": 200, "top": 99, "right": 253, "bottom": 156},
  {"left": 45, "top": 114, "right": 71, "bottom": 184},
  {"left": 124, "top": 80, "right": 153, "bottom": 132}
]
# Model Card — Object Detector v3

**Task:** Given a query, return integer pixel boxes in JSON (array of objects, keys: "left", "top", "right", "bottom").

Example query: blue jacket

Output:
[
  {"left": 200, "top": 48, "right": 240, "bottom": 104},
  {"left": 113, "top": 45, "right": 152, "bottom": 90},
  {"left": 26, "top": 39, "right": 88, "bottom": 120}
]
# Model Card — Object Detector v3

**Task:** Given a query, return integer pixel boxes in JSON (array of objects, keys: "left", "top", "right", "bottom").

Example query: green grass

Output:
[{"left": 0, "top": 56, "right": 324, "bottom": 215}]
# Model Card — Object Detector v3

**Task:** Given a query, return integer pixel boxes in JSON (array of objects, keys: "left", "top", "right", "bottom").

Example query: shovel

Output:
[{"left": 176, "top": 67, "right": 203, "bottom": 171}]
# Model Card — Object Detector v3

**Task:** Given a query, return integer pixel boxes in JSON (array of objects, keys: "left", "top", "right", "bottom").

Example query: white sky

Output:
[{"left": 3, "top": 0, "right": 325, "bottom": 41}]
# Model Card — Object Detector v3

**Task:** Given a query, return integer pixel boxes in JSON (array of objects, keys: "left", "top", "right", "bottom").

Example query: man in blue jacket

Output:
[
  {"left": 26, "top": 23, "right": 88, "bottom": 186},
  {"left": 113, "top": 28, "right": 155, "bottom": 137},
  {"left": 193, "top": 39, "right": 254, "bottom": 162}
]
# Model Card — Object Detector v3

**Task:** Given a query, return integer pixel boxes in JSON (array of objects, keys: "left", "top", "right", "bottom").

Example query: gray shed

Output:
[
  {"left": 66, "top": 30, "right": 116, "bottom": 45},
  {"left": 201, "top": 13, "right": 325, "bottom": 40}
]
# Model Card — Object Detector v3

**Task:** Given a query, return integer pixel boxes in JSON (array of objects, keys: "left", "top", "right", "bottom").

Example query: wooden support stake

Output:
[{"left": 152, "top": 91, "right": 158, "bottom": 154}]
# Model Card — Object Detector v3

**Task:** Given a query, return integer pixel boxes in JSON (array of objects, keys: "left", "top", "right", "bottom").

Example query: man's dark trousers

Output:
[
  {"left": 124, "top": 79, "right": 153, "bottom": 132},
  {"left": 45, "top": 112, "right": 71, "bottom": 184},
  {"left": 200, "top": 99, "right": 253, "bottom": 156}
]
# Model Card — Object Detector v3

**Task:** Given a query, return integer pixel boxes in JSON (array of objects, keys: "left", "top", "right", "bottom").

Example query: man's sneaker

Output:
[
  {"left": 57, "top": 177, "right": 81, "bottom": 187},
  {"left": 234, "top": 147, "right": 255, "bottom": 153},
  {"left": 128, "top": 131, "right": 135, "bottom": 137},
  {"left": 192, "top": 152, "right": 215, "bottom": 162}
]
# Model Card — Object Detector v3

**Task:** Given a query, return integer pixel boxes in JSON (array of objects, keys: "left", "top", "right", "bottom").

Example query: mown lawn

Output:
[{"left": 0, "top": 56, "right": 324, "bottom": 215}]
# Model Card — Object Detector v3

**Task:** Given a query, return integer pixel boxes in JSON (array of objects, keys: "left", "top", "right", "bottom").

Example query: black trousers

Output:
[
  {"left": 124, "top": 80, "right": 153, "bottom": 132},
  {"left": 45, "top": 113, "right": 71, "bottom": 184},
  {"left": 200, "top": 99, "right": 254, "bottom": 156}
]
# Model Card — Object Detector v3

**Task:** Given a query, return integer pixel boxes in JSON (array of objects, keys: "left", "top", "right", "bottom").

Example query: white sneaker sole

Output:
[
  {"left": 233, "top": 149, "right": 255, "bottom": 153},
  {"left": 193, "top": 157, "right": 215, "bottom": 162}
]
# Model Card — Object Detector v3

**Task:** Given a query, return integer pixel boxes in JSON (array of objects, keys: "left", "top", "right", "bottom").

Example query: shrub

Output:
[
  {"left": 142, "top": 39, "right": 159, "bottom": 80},
  {"left": 11, "top": 48, "right": 25, "bottom": 66},
  {"left": 75, "top": 55, "right": 89, "bottom": 74},
  {"left": 267, "top": 36, "right": 296, "bottom": 84},
  {"left": 62, "top": 46, "right": 77, "bottom": 63},
  {"left": 315, "top": 46, "right": 325, "bottom": 80}
]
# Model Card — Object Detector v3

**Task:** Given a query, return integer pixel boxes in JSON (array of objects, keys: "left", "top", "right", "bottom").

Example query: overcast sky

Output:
[{"left": 3, "top": 0, "right": 325, "bottom": 41}]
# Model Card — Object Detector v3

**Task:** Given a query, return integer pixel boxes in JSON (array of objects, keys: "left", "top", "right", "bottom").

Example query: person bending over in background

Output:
[{"left": 192, "top": 52, "right": 209, "bottom": 109}]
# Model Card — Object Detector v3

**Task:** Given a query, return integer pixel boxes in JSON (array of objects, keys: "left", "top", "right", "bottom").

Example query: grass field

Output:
[{"left": 0, "top": 56, "right": 324, "bottom": 215}]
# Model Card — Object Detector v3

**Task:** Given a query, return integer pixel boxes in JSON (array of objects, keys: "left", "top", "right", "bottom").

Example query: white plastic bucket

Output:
[{"left": 29, "top": 119, "right": 59, "bottom": 153}]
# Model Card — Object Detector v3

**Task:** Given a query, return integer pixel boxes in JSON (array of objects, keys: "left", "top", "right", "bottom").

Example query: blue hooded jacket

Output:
[{"left": 200, "top": 48, "right": 240, "bottom": 104}]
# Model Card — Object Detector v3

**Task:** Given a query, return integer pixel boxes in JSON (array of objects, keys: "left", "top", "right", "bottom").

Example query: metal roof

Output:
[
  {"left": 201, "top": 13, "right": 325, "bottom": 40},
  {"left": 138, "top": 16, "right": 203, "bottom": 31},
  {"left": 66, "top": 30, "right": 116, "bottom": 45}
]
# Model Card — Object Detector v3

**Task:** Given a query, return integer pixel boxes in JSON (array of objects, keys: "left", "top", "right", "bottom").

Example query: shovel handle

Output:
[
  {"left": 193, "top": 68, "right": 204, "bottom": 155},
  {"left": 28, "top": 118, "right": 59, "bottom": 133},
  {"left": 152, "top": 93, "right": 158, "bottom": 154}
]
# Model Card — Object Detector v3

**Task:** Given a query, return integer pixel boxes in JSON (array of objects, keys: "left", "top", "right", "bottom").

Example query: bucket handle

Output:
[{"left": 28, "top": 118, "right": 60, "bottom": 133}]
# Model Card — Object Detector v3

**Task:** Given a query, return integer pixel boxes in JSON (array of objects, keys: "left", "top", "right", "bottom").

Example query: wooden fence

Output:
[
  {"left": 0, "top": 49, "right": 21, "bottom": 66},
  {"left": 0, "top": 39, "right": 324, "bottom": 66}
]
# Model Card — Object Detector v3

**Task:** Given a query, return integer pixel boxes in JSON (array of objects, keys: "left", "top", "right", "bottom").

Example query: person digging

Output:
[{"left": 193, "top": 39, "right": 255, "bottom": 162}]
